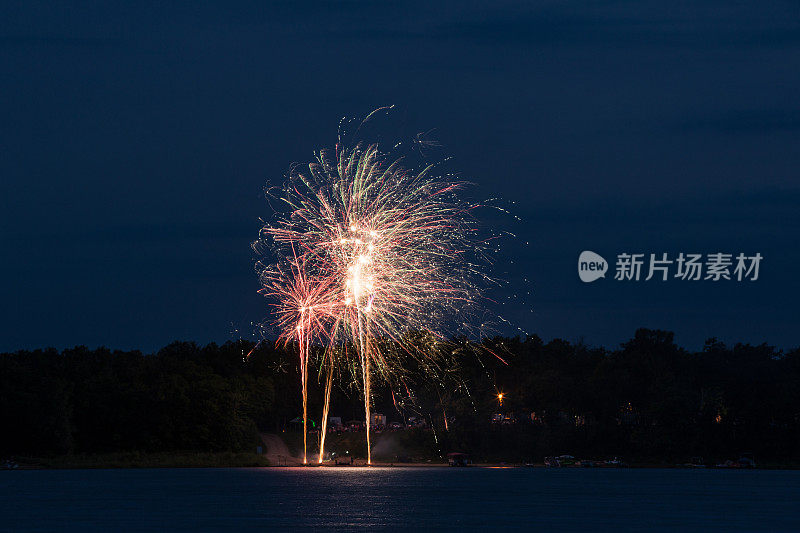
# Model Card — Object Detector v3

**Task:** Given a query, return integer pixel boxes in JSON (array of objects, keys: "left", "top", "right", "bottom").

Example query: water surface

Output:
[{"left": 2, "top": 467, "right": 799, "bottom": 531}]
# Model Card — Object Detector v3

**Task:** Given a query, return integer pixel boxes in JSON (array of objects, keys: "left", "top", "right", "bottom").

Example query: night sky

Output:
[{"left": 2, "top": 2, "right": 799, "bottom": 352}]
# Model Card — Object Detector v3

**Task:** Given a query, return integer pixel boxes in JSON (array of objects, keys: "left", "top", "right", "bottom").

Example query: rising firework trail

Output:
[
  {"left": 257, "top": 256, "right": 338, "bottom": 463},
  {"left": 255, "top": 107, "right": 500, "bottom": 465},
  {"left": 317, "top": 351, "right": 334, "bottom": 463}
]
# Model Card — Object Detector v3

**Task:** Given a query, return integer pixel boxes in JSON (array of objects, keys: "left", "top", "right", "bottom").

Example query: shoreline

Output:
[{"left": 6, "top": 454, "right": 800, "bottom": 470}]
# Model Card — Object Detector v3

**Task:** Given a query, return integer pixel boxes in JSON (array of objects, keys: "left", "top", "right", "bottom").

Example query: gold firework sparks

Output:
[{"left": 255, "top": 109, "right": 497, "bottom": 465}]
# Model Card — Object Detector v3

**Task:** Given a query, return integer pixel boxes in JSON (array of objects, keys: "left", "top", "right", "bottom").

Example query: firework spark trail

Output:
[
  {"left": 257, "top": 256, "right": 339, "bottom": 464},
  {"left": 318, "top": 352, "right": 334, "bottom": 463},
  {"left": 298, "top": 322, "right": 309, "bottom": 464},
  {"left": 256, "top": 110, "right": 497, "bottom": 465}
]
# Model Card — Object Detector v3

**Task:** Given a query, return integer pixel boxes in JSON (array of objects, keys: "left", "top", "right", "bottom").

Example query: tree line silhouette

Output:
[{"left": 2, "top": 328, "right": 798, "bottom": 464}]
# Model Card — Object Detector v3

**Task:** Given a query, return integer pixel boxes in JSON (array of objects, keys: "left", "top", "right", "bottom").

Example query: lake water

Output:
[{"left": 2, "top": 467, "right": 799, "bottom": 531}]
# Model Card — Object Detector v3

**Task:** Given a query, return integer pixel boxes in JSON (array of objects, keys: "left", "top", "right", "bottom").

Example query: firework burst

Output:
[{"left": 255, "top": 109, "right": 496, "bottom": 464}]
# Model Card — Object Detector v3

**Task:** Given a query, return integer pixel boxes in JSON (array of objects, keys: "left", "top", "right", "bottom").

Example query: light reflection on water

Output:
[{"left": 2, "top": 466, "right": 800, "bottom": 531}]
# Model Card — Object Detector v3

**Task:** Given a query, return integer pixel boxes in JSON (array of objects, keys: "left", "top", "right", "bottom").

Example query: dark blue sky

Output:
[{"left": 2, "top": 1, "right": 799, "bottom": 352}]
